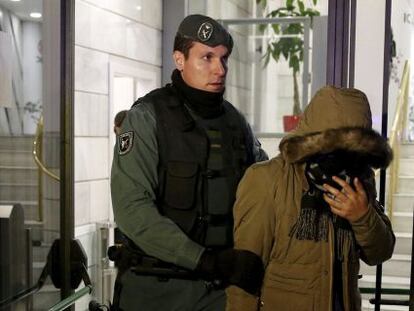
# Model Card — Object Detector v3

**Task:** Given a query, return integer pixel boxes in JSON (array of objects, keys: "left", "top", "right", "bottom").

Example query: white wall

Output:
[
  {"left": 22, "top": 21, "right": 42, "bottom": 134},
  {"left": 74, "top": 0, "right": 162, "bottom": 307},
  {"left": 0, "top": 6, "right": 24, "bottom": 135},
  {"left": 354, "top": 0, "right": 386, "bottom": 132},
  {"left": 206, "top": 0, "right": 255, "bottom": 123}
]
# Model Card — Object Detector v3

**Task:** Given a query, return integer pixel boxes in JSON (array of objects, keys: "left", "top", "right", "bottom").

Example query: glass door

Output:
[{"left": 0, "top": 0, "right": 75, "bottom": 309}]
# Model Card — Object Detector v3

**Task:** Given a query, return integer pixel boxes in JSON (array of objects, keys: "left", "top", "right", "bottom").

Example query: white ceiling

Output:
[{"left": 0, "top": 0, "right": 43, "bottom": 22}]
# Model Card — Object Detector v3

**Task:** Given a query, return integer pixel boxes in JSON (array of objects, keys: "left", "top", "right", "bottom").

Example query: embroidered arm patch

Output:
[{"left": 118, "top": 131, "right": 134, "bottom": 155}]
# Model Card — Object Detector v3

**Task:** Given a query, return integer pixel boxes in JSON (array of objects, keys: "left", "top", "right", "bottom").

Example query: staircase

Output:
[
  {"left": 359, "top": 142, "right": 414, "bottom": 311},
  {"left": 0, "top": 135, "right": 60, "bottom": 310},
  {"left": 0, "top": 136, "right": 38, "bottom": 218}
]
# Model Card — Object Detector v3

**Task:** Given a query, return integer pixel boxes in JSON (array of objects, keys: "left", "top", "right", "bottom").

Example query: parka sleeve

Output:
[
  {"left": 351, "top": 175, "right": 395, "bottom": 266},
  {"left": 226, "top": 163, "right": 276, "bottom": 311},
  {"left": 111, "top": 102, "right": 204, "bottom": 270},
  {"left": 351, "top": 200, "right": 395, "bottom": 265},
  {"left": 245, "top": 122, "right": 269, "bottom": 162}
]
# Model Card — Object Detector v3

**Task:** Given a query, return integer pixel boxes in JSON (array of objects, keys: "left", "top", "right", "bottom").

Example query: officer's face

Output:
[{"left": 174, "top": 42, "right": 229, "bottom": 93}]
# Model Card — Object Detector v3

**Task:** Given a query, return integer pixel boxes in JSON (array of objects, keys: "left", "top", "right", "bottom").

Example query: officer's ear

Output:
[{"left": 173, "top": 51, "right": 185, "bottom": 71}]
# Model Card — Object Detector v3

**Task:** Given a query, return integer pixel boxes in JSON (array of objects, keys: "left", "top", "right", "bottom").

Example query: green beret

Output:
[{"left": 176, "top": 14, "right": 233, "bottom": 52}]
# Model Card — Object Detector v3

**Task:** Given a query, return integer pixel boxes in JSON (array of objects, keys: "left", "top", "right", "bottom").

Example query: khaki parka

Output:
[{"left": 226, "top": 86, "right": 395, "bottom": 311}]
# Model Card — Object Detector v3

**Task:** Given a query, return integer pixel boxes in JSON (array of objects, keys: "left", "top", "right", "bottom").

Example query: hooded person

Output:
[{"left": 225, "top": 85, "right": 395, "bottom": 311}]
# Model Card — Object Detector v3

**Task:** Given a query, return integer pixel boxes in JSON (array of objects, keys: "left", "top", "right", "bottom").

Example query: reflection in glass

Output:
[
  {"left": 224, "top": 14, "right": 326, "bottom": 135},
  {"left": 0, "top": 0, "right": 61, "bottom": 309}
]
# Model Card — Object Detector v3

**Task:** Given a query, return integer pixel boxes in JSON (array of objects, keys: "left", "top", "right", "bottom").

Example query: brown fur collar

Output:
[{"left": 280, "top": 127, "right": 393, "bottom": 168}]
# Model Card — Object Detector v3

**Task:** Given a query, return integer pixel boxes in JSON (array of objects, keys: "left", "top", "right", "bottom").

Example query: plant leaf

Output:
[
  {"left": 272, "top": 23, "right": 280, "bottom": 34},
  {"left": 259, "top": 0, "right": 320, "bottom": 78},
  {"left": 298, "top": 0, "right": 305, "bottom": 14},
  {"left": 262, "top": 48, "right": 271, "bottom": 67},
  {"left": 258, "top": 24, "right": 267, "bottom": 33},
  {"left": 289, "top": 54, "right": 300, "bottom": 73},
  {"left": 286, "top": 0, "right": 293, "bottom": 7},
  {"left": 256, "top": 0, "right": 267, "bottom": 9}
]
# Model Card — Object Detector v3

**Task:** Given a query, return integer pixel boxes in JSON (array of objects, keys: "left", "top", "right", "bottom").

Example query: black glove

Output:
[{"left": 195, "top": 249, "right": 264, "bottom": 295}]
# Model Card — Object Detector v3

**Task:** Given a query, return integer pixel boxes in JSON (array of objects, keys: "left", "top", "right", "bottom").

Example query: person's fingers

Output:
[
  {"left": 353, "top": 177, "right": 366, "bottom": 195},
  {"left": 323, "top": 193, "right": 342, "bottom": 206},
  {"left": 324, "top": 194, "right": 348, "bottom": 217},
  {"left": 323, "top": 182, "right": 348, "bottom": 202},
  {"left": 332, "top": 176, "right": 354, "bottom": 195},
  {"left": 323, "top": 183, "right": 340, "bottom": 196}
]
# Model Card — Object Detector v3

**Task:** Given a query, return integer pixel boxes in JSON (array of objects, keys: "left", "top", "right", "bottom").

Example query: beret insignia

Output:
[{"left": 197, "top": 22, "right": 213, "bottom": 41}]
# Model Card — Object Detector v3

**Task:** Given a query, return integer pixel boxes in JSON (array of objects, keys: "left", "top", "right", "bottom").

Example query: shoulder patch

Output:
[{"left": 118, "top": 131, "right": 134, "bottom": 155}]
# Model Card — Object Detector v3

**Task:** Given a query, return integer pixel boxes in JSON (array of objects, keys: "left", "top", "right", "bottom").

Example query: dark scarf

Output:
[
  {"left": 171, "top": 69, "right": 224, "bottom": 119},
  {"left": 289, "top": 151, "right": 369, "bottom": 260}
]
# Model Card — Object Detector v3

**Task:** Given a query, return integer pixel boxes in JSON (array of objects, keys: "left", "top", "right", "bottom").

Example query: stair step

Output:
[
  {"left": 0, "top": 166, "right": 38, "bottom": 184},
  {"left": 394, "top": 232, "right": 412, "bottom": 255},
  {"left": 33, "top": 242, "right": 52, "bottom": 262},
  {"left": 0, "top": 135, "right": 35, "bottom": 151},
  {"left": 359, "top": 275, "right": 410, "bottom": 310},
  {"left": 25, "top": 220, "right": 44, "bottom": 226},
  {"left": 360, "top": 254, "right": 411, "bottom": 278},
  {"left": 0, "top": 150, "right": 36, "bottom": 167},
  {"left": 0, "top": 200, "right": 39, "bottom": 221},
  {"left": 396, "top": 175, "right": 414, "bottom": 193},
  {"left": 32, "top": 261, "right": 51, "bottom": 285},
  {"left": 392, "top": 212, "right": 413, "bottom": 233},
  {"left": 33, "top": 284, "right": 60, "bottom": 311},
  {"left": 359, "top": 275, "right": 410, "bottom": 289},
  {"left": 25, "top": 220, "right": 44, "bottom": 241},
  {"left": 392, "top": 193, "right": 414, "bottom": 213},
  {"left": 0, "top": 183, "right": 38, "bottom": 201},
  {"left": 399, "top": 158, "right": 414, "bottom": 176},
  {"left": 400, "top": 142, "right": 414, "bottom": 158},
  {"left": 362, "top": 299, "right": 409, "bottom": 311}
]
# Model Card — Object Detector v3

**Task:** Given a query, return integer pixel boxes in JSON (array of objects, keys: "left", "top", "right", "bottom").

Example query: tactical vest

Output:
[{"left": 144, "top": 86, "right": 254, "bottom": 249}]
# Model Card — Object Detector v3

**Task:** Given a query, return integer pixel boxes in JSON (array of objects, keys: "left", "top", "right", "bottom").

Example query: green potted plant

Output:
[{"left": 257, "top": 0, "right": 320, "bottom": 131}]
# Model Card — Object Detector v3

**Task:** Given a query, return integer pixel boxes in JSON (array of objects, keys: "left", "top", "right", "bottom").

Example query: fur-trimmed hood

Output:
[
  {"left": 279, "top": 86, "right": 393, "bottom": 168},
  {"left": 280, "top": 126, "right": 393, "bottom": 168}
]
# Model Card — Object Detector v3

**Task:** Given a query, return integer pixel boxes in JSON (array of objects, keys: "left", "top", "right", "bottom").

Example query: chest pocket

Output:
[{"left": 164, "top": 161, "right": 199, "bottom": 210}]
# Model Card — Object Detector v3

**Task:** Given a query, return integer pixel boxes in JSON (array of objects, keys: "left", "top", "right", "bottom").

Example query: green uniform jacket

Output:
[
  {"left": 226, "top": 86, "right": 395, "bottom": 311},
  {"left": 111, "top": 95, "right": 267, "bottom": 270}
]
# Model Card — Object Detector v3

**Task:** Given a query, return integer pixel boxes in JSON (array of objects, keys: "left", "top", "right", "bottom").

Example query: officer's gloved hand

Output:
[{"left": 195, "top": 249, "right": 264, "bottom": 295}]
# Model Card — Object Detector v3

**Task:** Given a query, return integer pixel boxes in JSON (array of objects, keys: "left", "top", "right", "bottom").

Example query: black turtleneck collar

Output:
[{"left": 171, "top": 69, "right": 224, "bottom": 119}]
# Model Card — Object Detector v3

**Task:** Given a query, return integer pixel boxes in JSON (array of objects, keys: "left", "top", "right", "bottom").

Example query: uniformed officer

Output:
[{"left": 110, "top": 14, "right": 268, "bottom": 311}]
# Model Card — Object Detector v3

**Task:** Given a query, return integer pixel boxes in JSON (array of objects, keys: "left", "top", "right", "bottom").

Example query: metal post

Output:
[
  {"left": 409, "top": 204, "right": 414, "bottom": 311},
  {"left": 348, "top": 0, "right": 356, "bottom": 87},
  {"left": 25, "top": 229, "right": 33, "bottom": 310},
  {"left": 60, "top": 0, "right": 75, "bottom": 304},
  {"left": 327, "top": 0, "right": 351, "bottom": 87},
  {"left": 375, "top": 1, "right": 392, "bottom": 310},
  {"left": 302, "top": 19, "right": 310, "bottom": 111},
  {"left": 38, "top": 124, "right": 43, "bottom": 221}
]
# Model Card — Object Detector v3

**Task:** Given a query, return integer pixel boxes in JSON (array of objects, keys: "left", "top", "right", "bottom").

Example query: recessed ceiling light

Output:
[
  {"left": 30, "top": 12, "right": 42, "bottom": 18},
  {"left": 10, "top": 0, "right": 21, "bottom": 2},
  {"left": 135, "top": 5, "right": 142, "bottom": 10}
]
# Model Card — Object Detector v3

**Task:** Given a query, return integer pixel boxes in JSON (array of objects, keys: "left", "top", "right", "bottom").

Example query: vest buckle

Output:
[{"left": 204, "top": 169, "right": 219, "bottom": 178}]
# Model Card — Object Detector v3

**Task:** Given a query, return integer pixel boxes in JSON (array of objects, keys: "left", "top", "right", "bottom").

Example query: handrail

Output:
[
  {"left": 359, "top": 287, "right": 409, "bottom": 295},
  {"left": 33, "top": 116, "right": 60, "bottom": 181},
  {"left": 386, "top": 60, "right": 410, "bottom": 223},
  {"left": 32, "top": 115, "right": 60, "bottom": 222},
  {"left": 0, "top": 258, "right": 49, "bottom": 309},
  {"left": 48, "top": 285, "right": 93, "bottom": 311}
]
